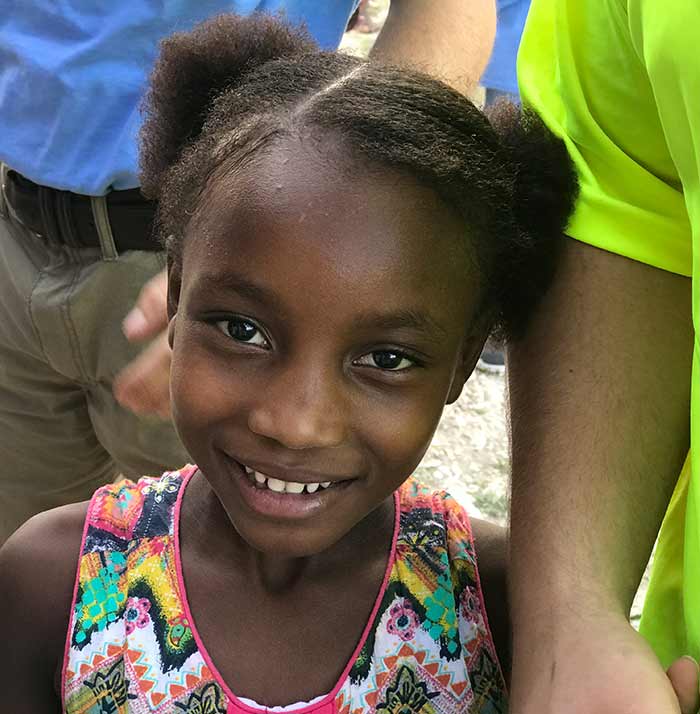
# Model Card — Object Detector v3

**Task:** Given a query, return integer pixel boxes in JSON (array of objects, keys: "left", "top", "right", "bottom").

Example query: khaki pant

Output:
[{"left": 0, "top": 171, "right": 188, "bottom": 543}]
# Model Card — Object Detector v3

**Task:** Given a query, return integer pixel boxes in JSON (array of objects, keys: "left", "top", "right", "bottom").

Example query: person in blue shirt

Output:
[
  {"left": 0, "top": 0, "right": 496, "bottom": 543},
  {"left": 481, "top": 0, "right": 530, "bottom": 105}
]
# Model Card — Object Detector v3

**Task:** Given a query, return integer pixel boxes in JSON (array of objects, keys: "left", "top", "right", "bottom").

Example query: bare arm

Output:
[
  {"left": 508, "top": 238, "right": 693, "bottom": 712},
  {"left": 471, "top": 518, "right": 510, "bottom": 681},
  {"left": 0, "top": 503, "right": 87, "bottom": 713},
  {"left": 371, "top": 0, "right": 496, "bottom": 94}
]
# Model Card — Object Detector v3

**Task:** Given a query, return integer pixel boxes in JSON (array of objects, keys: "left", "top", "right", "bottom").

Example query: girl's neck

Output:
[{"left": 181, "top": 470, "right": 395, "bottom": 594}]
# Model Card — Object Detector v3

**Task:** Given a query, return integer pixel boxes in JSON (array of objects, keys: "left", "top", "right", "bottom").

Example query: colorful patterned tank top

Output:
[{"left": 62, "top": 466, "right": 507, "bottom": 714}]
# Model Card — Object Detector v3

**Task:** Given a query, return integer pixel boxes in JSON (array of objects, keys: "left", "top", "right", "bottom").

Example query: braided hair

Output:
[{"left": 140, "top": 13, "right": 577, "bottom": 339}]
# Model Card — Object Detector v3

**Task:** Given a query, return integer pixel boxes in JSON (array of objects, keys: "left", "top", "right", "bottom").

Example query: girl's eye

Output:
[
  {"left": 215, "top": 317, "right": 269, "bottom": 347},
  {"left": 355, "top": 350, "right": 415, "bottom": 372}
]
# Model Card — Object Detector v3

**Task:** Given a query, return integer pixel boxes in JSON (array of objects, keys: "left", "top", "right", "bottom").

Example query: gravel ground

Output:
[{"left": 415, "top": 371, "right": 509, "bottom": 524}]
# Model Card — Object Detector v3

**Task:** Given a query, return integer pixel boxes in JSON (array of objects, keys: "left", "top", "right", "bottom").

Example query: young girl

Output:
[{"left": 0, "top": 14, "right": 577, "bottom": 714}]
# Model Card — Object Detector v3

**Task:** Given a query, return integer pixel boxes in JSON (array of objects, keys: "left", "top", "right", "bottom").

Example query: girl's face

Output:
[{"left": 168, "top": 138, "right": 485, "bottom": 557}]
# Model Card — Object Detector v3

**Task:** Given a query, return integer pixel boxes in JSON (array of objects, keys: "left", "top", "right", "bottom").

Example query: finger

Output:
[
  {"left": 668, "top": 656, "right": 700, "bottom": 714},
  {"left": 114, "top": 337, "right": 172, "bottom": 417},
  {"left": 114, "top": 332, "right": 172, "bottom": 418},
  {"left": 123, "top": 269, "right": 168, "bottom": 341}
]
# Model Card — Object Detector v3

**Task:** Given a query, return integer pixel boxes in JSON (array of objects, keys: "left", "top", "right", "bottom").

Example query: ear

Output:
[
  {"left": 166, "top": 249, "right": 182, "bottom": 349},
  {"left": 446, "top": 321, "right": 491, "bottom": 405},
  {"left": 166, "top": 249, "right": 181, "bottom": 318}
]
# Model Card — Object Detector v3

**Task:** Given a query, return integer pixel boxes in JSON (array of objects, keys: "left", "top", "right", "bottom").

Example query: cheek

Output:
[
  {"left": 366, "top": 392, "right": 446, "bottom": 477},
  {"left": 169, "top": 340, "right": 243, "bottom": 445},
  {"left": 170, "top": 350, "right": 210, "bottom": 448}
]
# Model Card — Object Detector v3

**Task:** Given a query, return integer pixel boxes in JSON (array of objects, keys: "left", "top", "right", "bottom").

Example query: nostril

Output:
[
  {"left": 246, "top": 374, "right": 346, "bottom": 450},
  {"left": 247, "top": 403, "right": 345, "bottom": 450}
]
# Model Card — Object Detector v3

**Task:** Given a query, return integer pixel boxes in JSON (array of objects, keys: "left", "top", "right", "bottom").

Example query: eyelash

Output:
[
  {"left": 352, "top": 350, "right": 418, "bottom": 372},
  {"left": 211, "top": 317, "right": 421, "bottom": 373}
]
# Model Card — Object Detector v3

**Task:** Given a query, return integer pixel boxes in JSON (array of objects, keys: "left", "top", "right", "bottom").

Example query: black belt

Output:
[{"left": 3, "top": 170, "right": 161, "bottom": 252}]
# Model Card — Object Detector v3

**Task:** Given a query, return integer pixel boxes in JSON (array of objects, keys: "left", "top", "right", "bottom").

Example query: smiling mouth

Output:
[{"left": 241, "top": 465, "right": 337, "bottom": 495}]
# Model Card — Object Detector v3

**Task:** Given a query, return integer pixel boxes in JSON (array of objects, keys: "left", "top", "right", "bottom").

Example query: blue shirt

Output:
[
  {"left": 481, "top": 0, "right": 530, "bottom": 96},
  {"left": 0, "top": 1, "right": 357, "bottom": 195}
]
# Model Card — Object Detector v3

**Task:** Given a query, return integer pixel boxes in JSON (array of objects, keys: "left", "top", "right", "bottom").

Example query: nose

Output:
[{"left": 247, "top": 361, "right": 346, "bottom": 450}]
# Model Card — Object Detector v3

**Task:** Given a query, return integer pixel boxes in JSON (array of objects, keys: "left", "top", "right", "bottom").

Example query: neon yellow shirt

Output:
[{"left": 518, "top": 0, "right": 700, "bottom": 666}]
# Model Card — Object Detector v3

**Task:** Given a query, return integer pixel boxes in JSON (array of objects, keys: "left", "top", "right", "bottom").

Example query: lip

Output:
[{"left": 220, "top": 453, "right": 355, "bottom": 521}]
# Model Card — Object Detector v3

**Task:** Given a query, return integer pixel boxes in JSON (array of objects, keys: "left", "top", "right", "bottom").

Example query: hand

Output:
[
  {"left": 668, "top": 656, "right": 700, "bottom": 714},
  {"left": 510, "top": 612, "right": 686, "bottom": 714},
  {"left": 114, "top": 269, "right": 172, "bottom": 419}
]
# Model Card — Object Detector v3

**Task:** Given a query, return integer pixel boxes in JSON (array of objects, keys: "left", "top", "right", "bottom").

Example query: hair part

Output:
[{"left": 141, "top": 13, "right": 578, "bottom": 340}]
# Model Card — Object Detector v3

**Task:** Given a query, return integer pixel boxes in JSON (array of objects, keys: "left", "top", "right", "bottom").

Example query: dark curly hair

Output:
[{"left": 140, "top": 13, "right": 577, "bottom": 339}]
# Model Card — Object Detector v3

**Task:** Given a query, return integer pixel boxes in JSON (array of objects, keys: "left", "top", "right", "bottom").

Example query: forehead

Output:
[{"left": 182, "top": 137, "right": 476, "bottom": 323}]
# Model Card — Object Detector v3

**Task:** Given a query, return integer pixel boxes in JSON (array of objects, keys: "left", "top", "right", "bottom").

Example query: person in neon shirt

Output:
[{"left": 508, "top": 1, "right": 700, "bottom": 712}]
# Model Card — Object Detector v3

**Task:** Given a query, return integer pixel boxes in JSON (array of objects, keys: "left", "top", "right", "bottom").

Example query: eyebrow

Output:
[
  {"left": 193, "top": 272, "right": 283, "bottom": 311},
  {"left": 354, "top": 308, "right": 449, "bottom": 341},
  {"left": 193, "top": 273, "right": 449, "bottom": 340}
]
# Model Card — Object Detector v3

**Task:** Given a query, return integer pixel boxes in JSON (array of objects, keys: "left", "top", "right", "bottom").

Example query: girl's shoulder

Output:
[
  {"left": 395, "top": 478, "right": 487, "bottom": 604},
  {"left": 397, "top": 477, "right": 479, "bottom": 560},
  {"left": 0, "top": 499, "right": 90, "bottom": 706},
  {"left": 0, "top": 466, "right": 196, "bottom": 707},
  {"left": 340, "top": 479, "right": 508, "bottom": 711},
  {"left": 395, "top": 477, "right": 509, "bottom": 675},
  {"left": 83, "top": 466, "right": 194, "bottom": 546}
]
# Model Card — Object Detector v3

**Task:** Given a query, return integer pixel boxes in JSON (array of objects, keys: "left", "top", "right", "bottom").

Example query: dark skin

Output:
[
  {"left": 0, "top": 136, "right": 510, "bottom": 711},
  {"left": 0, "top": 501, "right": 508, "bottom": 712},
  {"left": 0, "top": 136, "right": 698, "bottom": 714}
]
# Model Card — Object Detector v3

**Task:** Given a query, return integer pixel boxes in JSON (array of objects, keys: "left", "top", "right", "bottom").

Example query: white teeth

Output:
[
  {"left": 246, "top": 468, "right": 334, "bottom": 495},
  {"left": 266, "top": 477, "right": 286, "bottom": 493}
]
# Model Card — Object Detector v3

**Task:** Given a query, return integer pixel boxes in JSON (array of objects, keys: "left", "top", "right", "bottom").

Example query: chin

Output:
[{"left": 229, "top": 513, "right": 342, "bottom": 559}]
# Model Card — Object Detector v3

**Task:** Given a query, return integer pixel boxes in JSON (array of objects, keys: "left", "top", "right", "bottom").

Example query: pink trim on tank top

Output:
[
  {"left": 61, "top": 496, "right": 99, "bottom": 714},
  {"left": 173, "top": 468, "right": 401, "bottom": 714}
]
